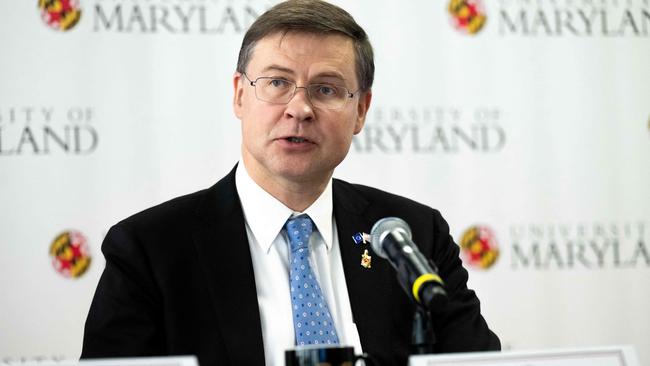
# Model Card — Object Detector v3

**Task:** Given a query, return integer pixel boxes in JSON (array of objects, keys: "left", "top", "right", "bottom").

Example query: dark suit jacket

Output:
[{"left": 81, "top": 166, "right": 499, "bottom": 365}]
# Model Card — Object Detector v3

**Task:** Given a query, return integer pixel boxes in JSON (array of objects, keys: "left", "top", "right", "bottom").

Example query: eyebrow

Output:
[
  {"left": 259, "top": 65, "right": 348, "bottom": 82},
  {"left": 313, "top": 71, "right": 347, "bottom": 81},
  {"left": 260, "top": 65, "right": 295, "bottom": 75}
]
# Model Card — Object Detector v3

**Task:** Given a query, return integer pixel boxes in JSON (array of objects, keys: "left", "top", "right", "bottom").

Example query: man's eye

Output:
[
  {"left": 269, "top": 79, "right": 290, "bottom": 88},
  {"left": 314, "top": 85, "right": 338, "bottom": 96}
]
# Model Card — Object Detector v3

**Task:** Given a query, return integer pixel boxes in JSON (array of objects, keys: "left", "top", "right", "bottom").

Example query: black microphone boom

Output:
[{"left": 370, "top": 217, "right": 448, "bottom": 311}]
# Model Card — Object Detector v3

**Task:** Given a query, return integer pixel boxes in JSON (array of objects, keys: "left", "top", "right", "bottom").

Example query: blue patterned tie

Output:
[{"left": 285, "top": 215, "right": 340, "bottom": 346}]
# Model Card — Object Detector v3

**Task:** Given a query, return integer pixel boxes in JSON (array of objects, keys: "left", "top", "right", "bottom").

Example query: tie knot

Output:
[{"left": 285, "top": 215, "right": 313, "bottom": 252}]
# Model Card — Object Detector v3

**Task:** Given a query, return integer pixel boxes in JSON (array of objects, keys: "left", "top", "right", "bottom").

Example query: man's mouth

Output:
[{"left": 286, "top": 137, "right": 310, "bottom": 143}]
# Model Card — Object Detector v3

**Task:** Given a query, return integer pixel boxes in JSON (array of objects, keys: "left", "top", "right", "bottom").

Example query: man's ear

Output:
[
  {"left": 353, "top": 90, "right": 372, "bottom": 135},
  {"left": 233, "top": 72, "right": 245, "bottom": 119}
]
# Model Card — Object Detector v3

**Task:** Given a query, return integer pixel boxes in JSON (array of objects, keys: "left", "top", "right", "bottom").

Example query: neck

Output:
[
  {"left": 241, "top": 159, "right": 330, "bottom": 212},
  {"left": 267, "top": 178, "right": 329, "bottom": 212}
]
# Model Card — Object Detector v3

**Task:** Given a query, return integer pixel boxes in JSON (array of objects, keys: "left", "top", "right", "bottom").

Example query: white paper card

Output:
[
  {"left": 6, "top": 356, "right": 199, "bottom": 366},
  {"left": 408, "top": 345, "right": 639, "bottom": 366}
]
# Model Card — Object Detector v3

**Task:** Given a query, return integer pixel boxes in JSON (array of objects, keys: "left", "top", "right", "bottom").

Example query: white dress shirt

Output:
[{"left": 235, "top": 162, "right": 363, "bottom": 366}]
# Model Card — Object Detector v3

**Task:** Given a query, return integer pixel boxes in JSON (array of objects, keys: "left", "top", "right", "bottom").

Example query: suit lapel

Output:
[
  {"left": 333, "top": 180, "right": 394, "bottom": 354},
  {"left": 192, "top": 166, "right": 265, "bottom": 365}
]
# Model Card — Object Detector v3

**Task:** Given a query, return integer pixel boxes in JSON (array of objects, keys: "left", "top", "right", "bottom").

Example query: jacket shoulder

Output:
[
  {"left": 114, "top": 166, "right": 238, "bottom": 231},
  {"left": 115, "top": 187, "right": 209, "bottom": 231},
  {"left": 333, "top": 178, "right": 439, "bottom": 216}
]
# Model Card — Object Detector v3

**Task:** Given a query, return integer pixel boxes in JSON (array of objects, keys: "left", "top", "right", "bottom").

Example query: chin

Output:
[{"left": 275, "top": 165, "right": 331, "bottom": 183}]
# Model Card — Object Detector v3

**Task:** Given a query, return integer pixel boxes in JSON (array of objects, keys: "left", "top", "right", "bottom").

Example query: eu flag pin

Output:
[{"left": 352, "top": 232, "right": 370, "bottom": 245}]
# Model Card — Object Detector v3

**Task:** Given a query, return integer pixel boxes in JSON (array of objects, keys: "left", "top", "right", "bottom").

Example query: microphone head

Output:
[{"left": 370, "top": 217, "right": 412, "bottom": 259}]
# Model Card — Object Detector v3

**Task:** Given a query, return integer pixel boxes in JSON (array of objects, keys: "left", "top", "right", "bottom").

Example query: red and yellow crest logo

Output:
[
  {"left": 38, "top": 0, "right": 81, "bottom": 31},
  {"left": 448, "top": 0, "right": 486, "bottom": 35},
  {"left": 49, "top": 230, "right": 91, "bottom": 278},
  {"left": 459, "top": 225, "right": 499, "bottom": 269}
]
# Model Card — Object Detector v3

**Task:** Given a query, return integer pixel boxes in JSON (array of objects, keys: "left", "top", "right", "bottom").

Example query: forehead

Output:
[{"left": 248, "top": 31, "right": 357, "bottom": 83}]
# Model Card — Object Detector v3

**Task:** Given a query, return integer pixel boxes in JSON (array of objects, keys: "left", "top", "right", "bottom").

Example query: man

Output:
[{"left": 81, "top": 1, "right": 500, "bottom": 365}]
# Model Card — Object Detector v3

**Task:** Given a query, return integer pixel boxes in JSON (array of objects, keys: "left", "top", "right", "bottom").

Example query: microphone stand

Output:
[{"left": 411, "top": 305, "right": 435, "bottom": 355}]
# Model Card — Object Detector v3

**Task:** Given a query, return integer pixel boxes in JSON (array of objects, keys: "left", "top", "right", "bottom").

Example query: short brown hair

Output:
[{"left": 236, "top": 0, "right": 374, "bottom": 92}]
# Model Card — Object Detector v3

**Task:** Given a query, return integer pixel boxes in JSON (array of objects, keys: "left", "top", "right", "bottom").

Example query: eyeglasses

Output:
[{"left": 243, "top": 73, "right": 357, "bottom": 110}]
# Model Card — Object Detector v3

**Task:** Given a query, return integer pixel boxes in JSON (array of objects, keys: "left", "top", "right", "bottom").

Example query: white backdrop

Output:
[{"left": 1, "top": 0, "right": 649, "bottom": 364}]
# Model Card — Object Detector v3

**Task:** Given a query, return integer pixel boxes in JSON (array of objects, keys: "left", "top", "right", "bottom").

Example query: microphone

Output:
[{"left": 370, "top": 217, "right": 448, "bottom": 311}]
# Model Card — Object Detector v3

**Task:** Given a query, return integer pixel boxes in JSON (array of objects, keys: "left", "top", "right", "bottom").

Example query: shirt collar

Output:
[{"left": 235, "top": 161, "right": 334, "bottom": 254}]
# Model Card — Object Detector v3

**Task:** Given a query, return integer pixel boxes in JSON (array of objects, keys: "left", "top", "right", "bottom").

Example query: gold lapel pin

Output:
[{"left": 360, "top": 249, "right": 372, "bottom": 269}]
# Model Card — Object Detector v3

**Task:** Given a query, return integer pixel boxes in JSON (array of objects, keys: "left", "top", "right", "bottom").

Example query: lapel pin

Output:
[
  {"left": 352, "top": 232, "right": 371, "bottom": 245},
  {"left": 360, "top": 249, "right": 372, "bottom": 269}
]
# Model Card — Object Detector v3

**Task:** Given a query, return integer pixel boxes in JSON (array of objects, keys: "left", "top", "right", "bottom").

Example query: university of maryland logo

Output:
[
  {"left": 49, "top": 230, "right": 91, "bottom": 278},
  {"left": 459, "top": 225, "right": 499, "bottom": 269},
  {"left": 38, "top": 0, "right": 81, "bottom": 31},
  {"left": 448, "top": 0, "right": 486, "bottom": 35}
]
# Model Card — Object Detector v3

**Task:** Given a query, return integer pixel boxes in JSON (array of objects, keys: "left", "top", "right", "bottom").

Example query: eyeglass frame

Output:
[{"left": 241, "top": 73, "right": 359, "bottom": 110}]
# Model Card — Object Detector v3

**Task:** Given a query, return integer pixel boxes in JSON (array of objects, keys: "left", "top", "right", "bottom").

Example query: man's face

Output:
[{"left": 233, "top": 32, "right": 371, "bottom": 188}]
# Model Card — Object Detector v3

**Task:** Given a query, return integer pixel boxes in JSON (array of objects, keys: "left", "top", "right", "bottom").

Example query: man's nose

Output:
[{"left": 284, "top": 87, "right": 315, "bottom": 121}]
